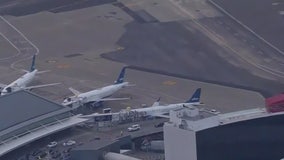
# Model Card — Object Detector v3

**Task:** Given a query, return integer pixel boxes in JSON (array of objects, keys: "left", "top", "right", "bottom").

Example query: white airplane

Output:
[
  {"left": 132, "top": 88, "right": 202, "bottom": 118},
  {"left": 0, "top": 55, "right": 60, "bottom": 96},
  {"left": 62, "top": 67, "right": 132, "bottom": 107},
  {"left": 80, "top": 88, "right": 202, "bottom": 119}
]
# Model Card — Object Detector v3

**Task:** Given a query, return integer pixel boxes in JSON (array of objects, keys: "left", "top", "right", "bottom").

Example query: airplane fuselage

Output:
[
  {"left": 65, "top": 82, "right": 129, "bottom": 105},
  {"left": 81, "top": 103, "right": 198, "bottom": 119},
  {"left": 132, "top": 103, "right": 186, "bottom": 116},
  {"left": 1, "top": 69, "right": 37, "bottom": 95}
]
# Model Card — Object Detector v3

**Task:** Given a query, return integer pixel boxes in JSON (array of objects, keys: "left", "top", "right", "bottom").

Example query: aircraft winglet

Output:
[{"left": 100, "top": 97, "right": 130, "bottom": 101}]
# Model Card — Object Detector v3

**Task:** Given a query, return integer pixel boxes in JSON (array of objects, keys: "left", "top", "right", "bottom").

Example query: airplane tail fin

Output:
[
  {"left": 114, "top": 67, "right": 126, "bottom": 84},
  {"left": 185, "top": 88, "right": 201, "bottom": 103},
  {"left": 152, "top": 97, "right": 161, "bottom": 107},
  {"left": 30, "top": 55, "right": 36, "bottom": 72}
]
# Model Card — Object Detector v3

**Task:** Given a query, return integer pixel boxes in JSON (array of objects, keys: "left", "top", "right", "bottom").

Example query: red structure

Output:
[{"left": 265, "top": 93, "right": 284, "bottom": 113}]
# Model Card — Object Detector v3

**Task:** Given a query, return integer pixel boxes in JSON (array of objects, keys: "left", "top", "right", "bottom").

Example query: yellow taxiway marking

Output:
[
  {"left": 57, "top": 64, "right": 70, "bottom": 69},
  {"left": 162, "top": 80, "right": 177, "bottom": 85}
]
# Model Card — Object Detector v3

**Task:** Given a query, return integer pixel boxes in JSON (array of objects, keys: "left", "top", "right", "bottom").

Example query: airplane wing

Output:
[
  {"left": 99, "top": 97, "right": 130, "bottom": 101},
  {"left": 183, "top": 103, "right": 205, "bottom": 108},
  {"left": 20, "top": 70, "right": 50, "bottom": 74},
  {"left": 69, "top": 87, "right": 81, "bottom": 96},
  {"left": 151, "top": 113, "right": 170, "bottom": 118},
  {"left": 36, "top": 70, "right": 51, "bottom": 74},
  {"left": 125, "top": 84, "right": 136, "bottom": 87},
  {"left": 24, "top": 83, "right": 61, "bottom": 90}
]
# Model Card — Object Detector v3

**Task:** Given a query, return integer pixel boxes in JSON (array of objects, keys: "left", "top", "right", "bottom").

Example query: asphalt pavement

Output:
[{"left": 211, "top": 0, "right": 284, "bottom": 52}]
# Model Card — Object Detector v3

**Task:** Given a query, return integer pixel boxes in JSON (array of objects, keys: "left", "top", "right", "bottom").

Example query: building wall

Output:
[
  {"left": 71, "top": 140, "right": 120, "bottom": 160},
  {"left": 196, "top": 114, "right": 284, "bottom": 160},
  {"left": 164, "top": 123, "right": 197, "bottom": 160},
  {"left": 71, "top": 150, "right": 99, "bottom": 160}
]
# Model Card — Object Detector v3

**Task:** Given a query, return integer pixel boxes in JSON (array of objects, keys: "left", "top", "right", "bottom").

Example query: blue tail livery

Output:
[
  {"left": 115, "top": 67, "right": 126, "bottom": 84},
  {"left": 30, "top": 55, "right": 36, "bottom": 72},
  {"left": 186, "top": 88, "right": 201, "bottom": 103}
]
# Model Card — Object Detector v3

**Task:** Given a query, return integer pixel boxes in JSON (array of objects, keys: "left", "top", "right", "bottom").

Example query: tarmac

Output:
[
  {"left": 211, "top": 0, "right": 284, "bottom": 52},
  {"left": 0, "top": 0, "right": 282, "bottom": 159},
  {"left": 0, "top": 0, "right": 266, "bottom": 113}
]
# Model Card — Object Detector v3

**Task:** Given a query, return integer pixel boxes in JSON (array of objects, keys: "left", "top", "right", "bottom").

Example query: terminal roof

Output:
[{"left": 0, "top": 90, "right": 69, "bottom": 132}]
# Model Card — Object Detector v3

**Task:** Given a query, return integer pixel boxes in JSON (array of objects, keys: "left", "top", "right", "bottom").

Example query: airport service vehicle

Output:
[
  {"left": 47, "top": 141, "right": 58, "bottom": 148},
  {"left": 63, "top": 140, "right": 76, "bottom": 146},
  {"left": 62, "top": 67, "right": 133, "bottom": 108},
  {"left": 128, "top": 124, "right": 141, "bottom": 132},
  {"left": 0, "top": 55, "right": 60, "bottom": 95}
]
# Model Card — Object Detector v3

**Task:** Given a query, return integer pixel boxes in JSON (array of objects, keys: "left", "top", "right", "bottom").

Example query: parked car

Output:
[
  {"left": 47, "top": 141, "right": 58, "bottom": 148},
  {"left": 63, "top": 147, "right": 73, "bottom": 153},
  {"left": 32, "top": 149, "right": 42, "bottom": 156},
  {"left": 52, "top": 152, "right": 61, "bottom": 159},
  {"left": 37, "top": 152, "right": 47, "bottom": 159},
  {"left": 63, "top": 140, "right": 76, "bottom": 146},
  {"left": 154, "top": 122, "right": 164, "bottom": 128},
  {"left": 128, "top": 124, "right": 141, "bottom": 132}
]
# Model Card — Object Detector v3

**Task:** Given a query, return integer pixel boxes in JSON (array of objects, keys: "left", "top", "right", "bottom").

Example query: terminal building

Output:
[
  {"left": 0, "top": 90, "right": 89, "bottom": 157},
  {"left": 164, "top": 106, "right": 284, "bottom": 160}
]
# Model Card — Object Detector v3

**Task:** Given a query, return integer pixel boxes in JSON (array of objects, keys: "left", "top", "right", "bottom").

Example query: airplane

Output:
[
  {"left": 131, "top": 88, "right": 202, "bottom": 118},
  {"left": 62, "top": 67, "right": 132, "bottom": 107},
  {"left": 0, "top": 55, "right": 60, "bottom": 96},
  {"left": 79, "top": 88, "right": 202, "bottom": 119}
]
